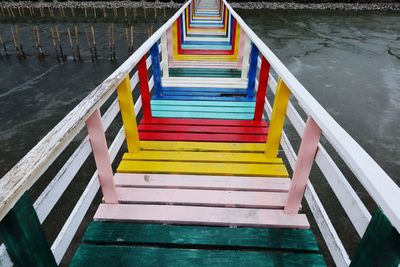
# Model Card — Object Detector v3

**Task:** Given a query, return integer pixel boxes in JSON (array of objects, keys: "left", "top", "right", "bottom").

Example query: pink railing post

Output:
[
  {"left": 86, "top": 110, "right": 118, "bottom": 204},
  {"left": 285, "top": 117, "right": 321, "bottom": 214}
]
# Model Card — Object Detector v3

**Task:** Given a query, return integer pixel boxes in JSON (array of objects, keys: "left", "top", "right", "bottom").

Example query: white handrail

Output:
[
  {"left": 223, "top": 0, "right": 400, "bottom": 232},
  {"left": 0, "top": 0, "right": 192, "bottom": 222}
]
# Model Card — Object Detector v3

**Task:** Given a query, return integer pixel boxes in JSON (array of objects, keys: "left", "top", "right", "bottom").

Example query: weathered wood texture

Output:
[
  {"left": 0, "top": 192, "right": 57, "bottom": 267},
  {"left": 350, "top": 208, "right": 400, "bottom": 267},
  {"left": 83, "top": 222, "right": 320, "bottom": 251}
]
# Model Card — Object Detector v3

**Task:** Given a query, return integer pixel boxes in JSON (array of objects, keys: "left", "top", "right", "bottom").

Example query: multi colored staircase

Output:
[
  {"left": 71, "top": 0, "right": 324, "bottom": 265},
  {"left": 1, "top": 0, "right": 399, "bottom": 266}
]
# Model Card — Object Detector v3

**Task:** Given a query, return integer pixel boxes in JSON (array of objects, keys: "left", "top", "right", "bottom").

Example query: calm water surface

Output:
[{"left": 0, "top": 9, "right": 399, "bottom": 265}]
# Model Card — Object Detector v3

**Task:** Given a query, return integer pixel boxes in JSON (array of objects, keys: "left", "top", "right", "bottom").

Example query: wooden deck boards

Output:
[{"left": 70, "top": 223, "right": 326, "bottom": 266}]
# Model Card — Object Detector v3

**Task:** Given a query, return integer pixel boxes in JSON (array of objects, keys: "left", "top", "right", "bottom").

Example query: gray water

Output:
[{"left": 0, "top": 9, "right": 399, "bottom": 265}]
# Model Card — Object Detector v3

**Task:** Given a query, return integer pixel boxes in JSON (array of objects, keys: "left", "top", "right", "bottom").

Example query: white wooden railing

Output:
[{"left": 222, "top": 0, "right": 400, "bottom": 266}]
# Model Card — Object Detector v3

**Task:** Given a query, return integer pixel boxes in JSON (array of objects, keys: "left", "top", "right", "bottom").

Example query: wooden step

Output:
[
  {"left": 71, "top": 244, "right": 326, "bottom": 266},
  {"left": 139, "top": 132, "right": 266, "bottom": 142},
  {"left": 140, "top": 141, "right": 265, "bottom": 152},
  {"left": 138, "top": 124, "right": 268, "bottom": 135},
  {"left": 114, "top": 173, "right": 291, "bottom": 192},
  {"left": 83, "top": 222, "right": 320, "bottom": 252},
  {"left": 117, "top": 160, "right": 288, "bottom": 177},
  {"left": 115, "top": 187, "right": 288, "bottom": 208},
  {"left": 94, "top": 204, "right": 309, "bottom": 228},
  {"left": 122, "top": 151, "right": 281, "bottom": 164}
]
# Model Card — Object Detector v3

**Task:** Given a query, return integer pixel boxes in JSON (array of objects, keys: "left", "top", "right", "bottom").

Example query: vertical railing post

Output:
[
  {"left": 246, "top": 43, "right": 259, "bottom": 98},
  {"left": 253, "top": 56, "right": 271, "bottom": 120},
  {"left": 150, "top": 42, "right": 163, "bottom": 97},
  {"left": 0, "top": 192, "right": 57, "bottom": 267},
  {"left": 265, "top": 78, "right": 290, "bottom": 158},
  {"left": 86, "top": 110, "right": 118, "bottom": 204},
  {"left": 285, "top": 117, "right": 321, "bottom": 214},
  {"left": 138, "top": 55, "right": 152, "bottom": 119},
  {"left": 161, "top": 32, "right": 169, "bottom": 79},
  {"left": 117, "top": 75, "right": 140, "bottom": 153}
]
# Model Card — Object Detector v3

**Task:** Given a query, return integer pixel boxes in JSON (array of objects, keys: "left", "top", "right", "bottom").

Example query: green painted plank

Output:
[
  {"left": 151, "top": 99, "right": 256, "bottom": 107},
  {"left": 0, "top": 192, "right": 57, "bottom": 267},
  {"left": 152, "top": 111, "right": 255, "bottom": 120},
  {"left": 151, "top": 104, "right": 255, "bottom": 113},
  {"left": 70, "top": 244, "right": 326, "bottom": 267},
  {"left": 83, "top": 222, "right": 320, "bottom": 252},
  {"left": 350, "top": 208, "right": 400, "bottom": 267}
]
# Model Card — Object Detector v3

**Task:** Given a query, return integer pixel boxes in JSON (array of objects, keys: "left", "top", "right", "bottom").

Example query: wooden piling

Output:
[
  {"left": 16, "top": 25, "right": 26, "bottom": 58},
  {"left": 11, "top": 26, "right": 22, "bottom": 59},
  {"left": 133, "top": 7, "right": 137, "bottom": 22},
  {"left": 164, "top": 6, "right": 166, "bottom": 18},
  {"left": 130, "top": 25, "right": 134, "bottom": 54},
  {"left": 91, "top": 26, "right": 98, "bottom": 61},
  {"left": 55, "top": 25, "right": 67, "bottom": 61},
  {"left": 67, "top": 28, "right": 76, "bottom": 62},
  {"left": 35, "top": 26, "right": 45, "bottom": 60},
  {"left": 93, "top": 6, "right": 97, "bottom": 19},
  {"left": 74, "top": 26, "right": 81, "bottom": 60},
  {"left": 22, "top": 6, "right": 26, "bottom": 17},
  {"left": 85, "top": 28, "right": 94, "bottom": 62},
  {"left": 103, "top": 8, "right": 107, "bottom": 18},
  {"left": 154, "top": 5, "right": 157, "bottom": 22},
  {"left": 143, "top": 6, "right": 147, "bottom": 20},
  {"left": 51, "top": 26, "right": 60, "bottom": 62},
  {"left": 108, "top": 25, "right": 112, "bottom": 61},
  {"left": 124, "top": 7, "right": 127, "bottom": 18},
  {"left": 0, "top": 34, "right": 8, "bottom": 59},
  {"left": 111, "top": 23, "right": 116, "bottom": 61},
  {"left": 84, "top": 6, "right": 87, "bottom": 18},
  {"left": 0, "top": 6, "right": 5, "bottom": 17}
]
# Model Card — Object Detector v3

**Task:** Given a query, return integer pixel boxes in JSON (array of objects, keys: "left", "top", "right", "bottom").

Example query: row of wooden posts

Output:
[
  {"left": 0, "top": 25, "right": 155, "bottom": 62},
  {"left": 0, "top": 5, "right": 167, "bottom": 21}
]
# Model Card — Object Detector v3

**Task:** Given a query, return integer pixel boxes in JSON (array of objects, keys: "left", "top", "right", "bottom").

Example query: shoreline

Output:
[{"left": 1, "top": 1, "right": 400, "bottom": 11}]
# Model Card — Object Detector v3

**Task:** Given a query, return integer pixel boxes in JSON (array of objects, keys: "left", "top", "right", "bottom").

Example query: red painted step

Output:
[
  {"left": 140, "top": 118, "right": 268, "bottom": 127},
  {"left": 139, "top": 132, "right": 266, "bottom": 143}
]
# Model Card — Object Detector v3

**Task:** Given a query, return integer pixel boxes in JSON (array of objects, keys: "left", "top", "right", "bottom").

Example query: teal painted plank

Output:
[
  {"left": 151, "top": 104, "right": 255, "bottom": 113},
  {"left": 70, "top": 245, "right": 326, "bottom": 267},
  {"left": 0, "top": 192, "right": 57, "bottom": 267},
  {"left": 83, "top": 222, "right": 320, "bottom": 252},
  {"left": 350, "top": 208, "right": 400, "bottom": 267},
  {"left": 152, "top": 111, "right": 254, "bottom": 120},
  {"left": 151, "top": 100, "right": 256, "bottom": 107}
]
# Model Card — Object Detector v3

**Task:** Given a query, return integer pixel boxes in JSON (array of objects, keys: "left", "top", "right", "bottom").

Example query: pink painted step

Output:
[
  {"left": 114, "top": 173, "right": 291, "bottom": 192},
  {"left": 94, "top": 204, "right": 310, "bottom": 229},
  {"left": 115, "top": 187, "right": 288, "bottom": 208}
]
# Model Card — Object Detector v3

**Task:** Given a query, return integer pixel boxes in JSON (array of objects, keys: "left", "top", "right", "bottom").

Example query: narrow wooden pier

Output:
[{"left": 0, "top": 0, "right": 399, "bottom": 266}]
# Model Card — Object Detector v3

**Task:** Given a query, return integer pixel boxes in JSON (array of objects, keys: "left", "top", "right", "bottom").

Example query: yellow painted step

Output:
[
  {"left": 140, "top": 141, "right": 266, "bottom": 153},
  {"left": 117, "top": 161, "right": 289, "bottom": 177},
  {"left": 123, "top": 151, "right": 283, "bottom": 164}
]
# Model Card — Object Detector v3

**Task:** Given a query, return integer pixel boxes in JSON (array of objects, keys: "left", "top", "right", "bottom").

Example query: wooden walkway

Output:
[{"left": 71, "top": 0, "right": 325, "bottom": 265}]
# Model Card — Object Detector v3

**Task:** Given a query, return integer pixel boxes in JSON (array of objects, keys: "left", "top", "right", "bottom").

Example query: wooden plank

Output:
[
  {"left": 117, "top": 160, "right": 288, "bottom": 177},
  {"left": 254, "top": 56, "right": 270, "bottom": 120},
  {"left": 151, "top": 104, "right": 254, "bottom": 113},
  {"left": 152, "top": 111, "right": 254, "bottom": 120},
  {"left": 150, "top": 100, "right": 256, "bottom": 107},
  {"left": 114, "top": 173, "right": 290, "bottom": 192},
  {"left": 116, "top": 187, "right": 288, "bottom": 208},
  {"left": 169, "top": 68, "right": 241, "bottom": 78},
  {"left": 161, "top": 87, "right": 247, "bottom": 94},
  {"left": 94, "top": 204, "right": 308, "bottom": 228},
  {"left": 161, "top": 32, "right": 169, "bottom": 78},
  {"left": 116, "top": 75, "right": 140, "bottom": 153},
  {"left": 83, "top": 222, "right": 320, "bottom": 251},
  {"left": 0, "top": 192, "right": 57, "bottom": 267},
  {"left": 138, "top": 124, "right": 268, "bottom": 135},
  {"left": 138, "top": 56, "right": 152, "bottom": 119},
  {"left": 71, "top": 244, "right": 325, "bottom": 267},
  {"left": 86, "top": 110, "right": 118, "bottom": 203},
  {"left": 140, "top": 140, "right": 266, "bottom": 152},
  {"left": 122, "top": 151, "right": 280, "bottom": 163},
  {"left": 265, "top": 78, "right": 290, "bottom": 158},
  {"left": 140, "top": 117, "right": 267, "bottom": 127},
  {"left": 139, "top": 132, "right": 266, "bottom": 142},
  {"left": 285, "top": 117, "right": 321, "bottom": 213},
  {"left": 350, "top": 208, "right": 400, "bottom": 267}
]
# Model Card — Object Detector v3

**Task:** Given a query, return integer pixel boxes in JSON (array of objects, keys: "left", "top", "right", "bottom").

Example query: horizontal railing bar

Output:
[
  {"left": 262, "top": 87, "right": 350, "bottom": 266},
  {"left": 228, "top": 0, "right": 400, "bottom": 231},
  {"left": 266, "top": 74, "right": 371, "bottom": 236},
  {"left": 0, "top": 0, "right": 190, "bottom": 222}
]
